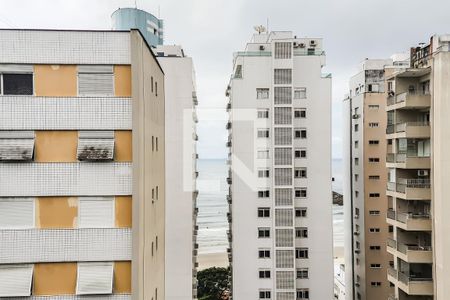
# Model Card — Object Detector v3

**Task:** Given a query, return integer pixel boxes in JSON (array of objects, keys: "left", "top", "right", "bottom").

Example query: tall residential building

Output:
[
  {"left": 155, "top": 45, "right": 199, "bottom": 300},
  {"left": 226, "top": 31, "right": 333, "bottom": 300},
  {"left": 0, "top": 29, "right": 165, "bottom": 300},
  {"left": 343, "top": 58, "right": 398, "bottom": 300},
  {"left": 385, "top": 34, "right": 450, "bottom": 300},
  {"left": 112, "top": 7, "right": 164, "bottom": 47}
]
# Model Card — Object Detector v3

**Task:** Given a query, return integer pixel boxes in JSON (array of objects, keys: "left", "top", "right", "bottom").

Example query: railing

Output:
[
  {"left": 321, "top": 73, "right": 332, "bottom": 78},
  {"left": 387, "top": 238, "right": 397, "bottom": 249},
  {"left": 386, "top": 121, "right": 430, "bottom": 134},
  {"left": 387, "top": 153, "right": 429, "bottom": 163},
  {"left": 396, "top": 212, "right": 431, "bottom": 224},
  {"left": 387, "top": 209, "right": 396, "bottom": 220},
  {"left": 398, "top": 271, "right": 432, "bottom": 284},
  {"left": 397, "top": 242, "right": 432, "bottom": 254},
  {"left": 387, "top": 182, "right": 396, "bottom": 192},
  {"left": 396, "top": 178, "right": 431, "bottom": 193},
  {"left": 234, "top": 51, "right": 272, "bottom": 57},
  {"left": 388, "top": 266, "right": 398, "bottom": 279},
  {"left": 294, "top": 49, "right": 325, "bottom": 56},
  {"left": 387, "top": 91, "right": 431, "bottom": 106}
]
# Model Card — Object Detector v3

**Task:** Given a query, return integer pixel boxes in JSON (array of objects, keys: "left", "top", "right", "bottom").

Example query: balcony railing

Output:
[
  {"left": 396, "top": 212, "right": 431, "bottom": 224},
  {"left": 293, "top": 49, "right": 325, "bottom": 56},
  {"left": 387, "top": 238, "right": 397, "bottom": 249},
  {"left": 397, "top": 242, "right": 432, "bottom": 254},
  {"left": 387, "top": 91, "right": 431, "bottom": 107},
  {"left": 386, "top": 121, "right": 430, "bottom": 134},
  {"left": 388, "top": 266, "right": 398, "bottom": 279},
  {"left": 398, "top": 271, "right": 432, "bottom": 285},
  {"left": 387, "top": 209, "right": 396, "bottom": 220},
  {"left": 396, "top": 178, "right": 431, "bottom": 193}
]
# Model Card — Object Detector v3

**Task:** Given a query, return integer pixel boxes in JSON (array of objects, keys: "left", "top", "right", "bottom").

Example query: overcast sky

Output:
[{"left": 1, "top": 0, "right": 449, "bottom": 159}]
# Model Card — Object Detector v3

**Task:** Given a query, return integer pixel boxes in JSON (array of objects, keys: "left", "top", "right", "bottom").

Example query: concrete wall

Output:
[{"left": 131, "top": 29, "right": 166, "bottom": 300}]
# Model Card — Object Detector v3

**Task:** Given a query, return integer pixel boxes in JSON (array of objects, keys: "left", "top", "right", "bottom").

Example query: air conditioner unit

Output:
[
  {"left": 352, "top": 114, "right": 360, "bottom": 119},
  {"left": 354, "top": 231, "right": 360, "bottom": 236},
  {"left": 354, "top": 249, "right": 360, "bottom": 254},
  {"left": 299, "top": 43, "right": 306, "bottom": 48},
  {"left": 354, "top": 215, "right": 359, "bottom": 219},
  {"left": 355, "top": 282, "right": 360, "bottom": 287},
  {"left": 418, "top": 170, "right": 429, "bottom": 177},
  {"left": 259, "top": 45, "right": 265, "bottom": 51},
  {"left": 293, "top": 42, "right": 298, "bottom": 48},
  {"left": 310, "top": 40, "right": 316, "bottom": 47}
]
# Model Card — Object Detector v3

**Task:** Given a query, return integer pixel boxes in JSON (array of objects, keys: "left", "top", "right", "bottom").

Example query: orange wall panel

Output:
[
  {"left": 33, "top": 263, "right": 77, "bottom": 295},
  {"left": 36, "top": 197, "right": 77, "bottom": 228},
  {"left": 114, "top": 261, "right": 132, "bottom": 293},
  {"left": 116, "top": 196, "right": 132, "bottom": 228},
  {"left": 34, "top": 65, "right": 77, "bottom": 96},
  {"left": 114, "top": 65, "right": 132, "bottom": 97},
  {"left": 115, "top": 131, "right": 132, "bottom": 162},
  {"left": 34, "top": 131, "right": 78, "bottom": 162}
]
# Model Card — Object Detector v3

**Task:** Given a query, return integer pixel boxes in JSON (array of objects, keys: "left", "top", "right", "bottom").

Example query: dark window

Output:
[
  {"left": 259, "top": 270, "right": 271, "bottom": 278},
  {"left": 258, "top": 250, "right": 270, "bottom": 258},
  {"left": 295, "top": 208, "right": 307, "bottom": 217},
  {"left": 3, "top": 74, "right": 33, "bottom": 95},
  {"left": 295, "top": 149, "right": 307, "bottom": 158}
]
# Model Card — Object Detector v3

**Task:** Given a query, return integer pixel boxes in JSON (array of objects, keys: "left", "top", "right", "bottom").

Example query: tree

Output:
[{"left": 197, "top": 267, "right": 231, "bottom": 300}]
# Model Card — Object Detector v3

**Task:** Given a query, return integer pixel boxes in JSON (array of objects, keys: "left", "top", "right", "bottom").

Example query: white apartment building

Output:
[
  {"left": 155, "top": 45, "right": 199, "bottom": 300},
  {"left": 226, "top": 31, "right": 333, "bottom": 300}
]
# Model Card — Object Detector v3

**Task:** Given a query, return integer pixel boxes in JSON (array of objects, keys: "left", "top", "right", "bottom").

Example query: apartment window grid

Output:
[
  {"left": 274, "top": 128, "right": 292, "bottom": 145},
  {"left": 259, "top": 290, "right": 272, "bottom": 299},
  {"left": 258, "top": 190, "right": 270, "bottom": 198},
  {"left": 294, "top": 108, "right": 306, "bottom": 118},
  {"left": 295, "top": 208, "right": 307, "bottom": 218},
  {"left": 295, "top": 188, "right": 307, "bottom": 198},
  {"left": 258, "top": 169, "right": 270, "bottom": 178},
  {"left": 274, "top": 107, "right": 292, "bottom": 125},
  {"left": 275, "top": 228, "right": 294, "bottom": 247},
  {"left": 296, "top": 289, "right": 310, "bottom": 299},
  {"left": 257, "top": 128, "right": 270, "bottom": 138},
  {"left": 295, "top": 248, "right": 309, "bottom": 259},
  {"left": 258, "top": 227, "right": 271, "bottom": 238},
  {"left": 274, "top": 148, "right": 292, "bottom": 165},
  {"left": 274, "top": 42, "right": 292, "bottom": 59},
  {"left": 259, "top": 269, "right": 271, "bottom": 279},
  {"left": 276, "top": 271, "right": 295, "bottom": 289},
  {"left": 258, "top": 207, "right": 271, "bottom": 218},
  {"left": 257, "top": 88, "right": 270, "bottom": 99},
  {"left": 274, "top": 87, "right": 292, "bottom": 105},
  {"left": 275, "top": 209, "right": 293, "bottom": 227},
  {"left": 294, "top": 128, "right": 307, "bottom": 139},
  {"left": 294, "top": 168, "right": 307, "bottom": 178},
  {"left": 258, "top": 249, "right": 271, "bottom": 258},
  {"left": 295, "top": 227, "right": 308, "bottom": 238},
  {"left": 257, "top": 109, "right": 270, "bottom": 119},
  {"left": 274, "top": 168, "right": 293, "bottom": 186},
  {"left": 274, "top": 69, "right": 292, "bottom": 85},
  {"left": 296, "top": 268, "right": 309, "bottom": 279},
  {"left": 274, "top": 188, "right": 293, "bottom": 206},
  {"left": 275, "top": 250, "right": 294, "bottom": 268},
  {"left": 294, "top": 148, "right": 307, "bottom": 158}
]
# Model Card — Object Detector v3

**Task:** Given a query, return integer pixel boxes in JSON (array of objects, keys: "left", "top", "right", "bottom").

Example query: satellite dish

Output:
[{"left": 254, "top": 25, "right": 266, "bottom": 34}]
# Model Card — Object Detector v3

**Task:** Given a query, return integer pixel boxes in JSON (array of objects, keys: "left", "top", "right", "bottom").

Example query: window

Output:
[
  {"left": 295, "top": 227, "right": 308, "bottom": 238},
  {"left": 259, "top": 290, "right": 271, "bottom": 299},
  {"left": 369, "top": 122, "right": 379, "bottom": 128},
  {"left": 258, "top": 190, "right": 270, "bottom": 198},
  {"left": 369, "top": 158, "right": 380, "bottom": 163},
  {"left": 76, "top": 262, "right": 114, "bottom": 295},
  {"left": 257, "top": 109, "right": 269, "bottom": 118},
  {"left": 355, "top": 207, "right": 360, "bottom": 218},
  {"left": 258, "top": 208, "right": 271, "bottom": 218},
  {"left": 275, "top": 42, "right": 292, "bottom": 59},
  {"left": 355, "top": 140, "right": 359, "bottom": 149},
  {"left": 369, "top": 210, "right": 380, "bottom": 216},
  {"left": 296, "top": 268, "right": 309, "bottom": 279},
  {"left": 295, "top": 208, "right": 307, "bottom": 217},
  {"left": 257, "top": 150, "right": 270, "bottom": 159},
  {"left": 370, "top": 264, "right": 381, "bottom": 269},
  {"left": 368, "top": 104, "right": 379, "bottom": 110},
  {"left": 294, "top": 168, "right": 307, "bottom": 178},
  {"left": 151, "top": 76, "right": 154, "bottom": 92},
  {"left": 294, "top": 129, "right": 307, "bottom": 139},
  {"left": 0, "top": 265, "right": 33, "bottom": 297},
  {"left": 369, "top": 228, "right": 380, "bottom": 233},
  {"left": 258, "top": 249, "right": 271, "bottom": 258},
  {"left": 295, "top": 248, "right": 309, "bottom": 259},
  {"left": 258, "top": 228, "right": 270, "bottom": 238},
  {"left": 257, "top": 88, "right": 270, "bottom": 99},
  {"left": 354, "top": 124, "right": 359, "bottom": 132},
  {"left": 294, "top": 108, "right": 306, "bottom": 118},
  {"left": 369, "top": 140, "right": 379, "bottom": 145},
  {"left": 371, "top": 282, "right": 382, "bottom": 287},
  {"left": 258, "top": 169, "right": 270, "bottom": 178},
  {"left": 354, "top": 174, "right": 359, "bottom": 182},
  {"left": 294, "top": 87, "right": 307, "bottom": 99},
  {"left": 295, "top": 188, "right": 307, "bottom": 198},
  {"left": 354, "top": 157, "right": 359, "bottom": 166},
  {"left": 0, "top": 198, "right": 34, "bottom": 229},
  {"left": 1, "top": 73, "right": 33, "bottom": 95},
  {"left": 234, "top": 65, "right": 242, "bottom": 79},
  {"left": 274, "top": 69, "right": 292, "bottom": 84},
  {"left": 369, "top": 193, "right": 380, "bottom": 198},
  {"left": 78, "top": 197, "right": 114, "bottom": 228},
  {"left": 257, "top": 129, "right": 270, "bottom": 138},
  {"left": 370, "top": 246, "right": 381, "bottom": 250},
  {"left": 369, "top": 175, "right": 380, "bottom": 180},
  {"left": 296, "top": 289, "right": 309, "bottom": 299},
  {"left": 0, "top": 131, "right": 35, "bottom": 162},
  {"left": 274, "top": 87, "right": 292, "bottom": 104},
  {"left": 77, "top": 131, "right": 115, "bottom": 161},
  {"left": 259, "top": 270, "right": 271, "bottom": 279},
  {"left": 295, "top": 149, "right": 307, "bottom": 158},
  {"left": 355, "top": 191, "right": 359, "bottom": 197},
  {"left": 78, "top": 65, "right": 114, "bottom": 96}
]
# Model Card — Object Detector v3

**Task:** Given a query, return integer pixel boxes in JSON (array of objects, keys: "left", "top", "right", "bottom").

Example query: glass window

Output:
[{"left": 2, "top": 74, "right": 33, "bottom": 95}]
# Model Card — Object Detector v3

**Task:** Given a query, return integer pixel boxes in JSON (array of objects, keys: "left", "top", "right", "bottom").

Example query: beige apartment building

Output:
[
  {"left": 386, "top": 34, "right": 450, "bottom": 300},
  {"left": 343, "top": 59, "right": 398, "bottom": 300},
  {"left": 0, "top": 29, "right": 165, "bottom": 300}
]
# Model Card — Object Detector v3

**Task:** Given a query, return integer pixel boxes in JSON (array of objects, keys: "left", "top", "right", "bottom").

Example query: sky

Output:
[{"left": 1, "top": 0, "right": 449, "bottom": 159}]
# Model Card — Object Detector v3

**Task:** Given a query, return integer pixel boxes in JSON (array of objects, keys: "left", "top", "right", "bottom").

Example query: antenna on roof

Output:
[
  {"left": 254, "top": 25, "right": 266, "bottom": 34},
  {"left": 267, "top": 18, "right": 269, "bottom": 33},
  {"left": 134, "top": 0, "right": 137, "bottom": 8}
]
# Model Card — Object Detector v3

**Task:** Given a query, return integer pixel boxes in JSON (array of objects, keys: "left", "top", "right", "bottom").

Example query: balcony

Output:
[
  {"left": 387, "top": 91, "right": 431, "bottom": 111},
  {"left": 388, "top": 267, "right": 433, "bottom": 296},
  {"left": 386, "top": 122, "right": 430, "bottom": 139},
  {"left": 386, "top": 153, "right": 430, "bottom": 169},
  {"left": 386, "top": 179, "right": 431, "bottom": 200},
  {"left": 387, "top": 238, "right": 432, "bottom": 263},
  {"left": 386, "top": 209, "right": 431, "bottom": 231}
]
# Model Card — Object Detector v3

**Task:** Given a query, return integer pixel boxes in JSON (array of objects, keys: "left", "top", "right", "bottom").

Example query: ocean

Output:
[{"left": 197, "top": 159, "right": 344, "bottom": 255}]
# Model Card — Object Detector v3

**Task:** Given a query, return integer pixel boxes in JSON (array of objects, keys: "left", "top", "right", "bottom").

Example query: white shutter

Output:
[
  {"left": 0, "top": 131, "right": 35, "bottom": 161},
  {"left": 0, "top": 64, "right": 33, "bottom": 73},
  {"left": 76, "top": 262, "right": 113, "bottom": 295},
  {"left": 0, "top": 198, "right": 34, "bottom": 229},
  {"left": 78, "top": 65, "right": 114, "bottom": 96},
  {"left": 77, "top": 131, "right": 115, "bottom": 161},
  {"left": 0, "top": 264, "right": 33, "bottom": 297},
  {"left": 78, "top": 197, "right": 114, "bottom": 228}
]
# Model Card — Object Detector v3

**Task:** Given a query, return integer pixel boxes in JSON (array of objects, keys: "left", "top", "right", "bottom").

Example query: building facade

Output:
[
  {"left": 0, "top": 29, "right": 165, "bottom": 300},
  {"left": 227, "top": 31, "right": 333, "bottom": 300},
  {"left": 155, "top": 45, "right": 199, "bottom": 300},
  {"left": 386, "top": 34, "right": 450, "bottom": 300},
  {"left": 343, "top": 58, "right": 396, "bottom": 300},
  {"left": 112, "top": 8, "right": 164, "bottom": 47}
]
